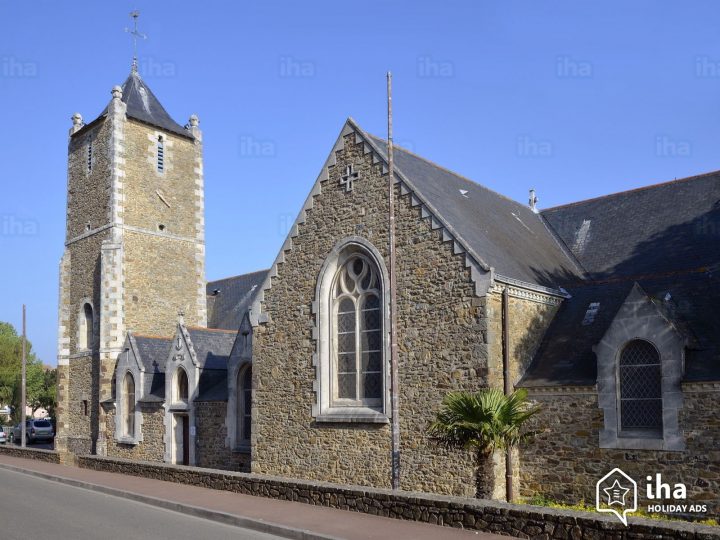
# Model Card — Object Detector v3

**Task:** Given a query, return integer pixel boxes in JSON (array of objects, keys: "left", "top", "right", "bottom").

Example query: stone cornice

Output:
[
  {"left": 523, "top": 385, "right": 597, "bottom": 395},
  {"left": 681, "top": 380, "right": 720, "bottom": 392}
]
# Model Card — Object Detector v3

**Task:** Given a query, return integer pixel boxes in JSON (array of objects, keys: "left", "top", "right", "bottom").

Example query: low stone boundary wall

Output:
[
  {"left": 78, "top": 455, "right": 718, "bottom": 539},
  {"left": 0, "top": 445, "right": 60, "bottom": 463}
]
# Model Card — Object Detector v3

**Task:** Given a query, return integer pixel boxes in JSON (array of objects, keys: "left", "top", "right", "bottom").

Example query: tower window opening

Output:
[
  {"left": 157, "top": 136, "right": 165, "bottom": 173},
  {"left": 87, "top": 142, "right": 93, "bottom": 173}
]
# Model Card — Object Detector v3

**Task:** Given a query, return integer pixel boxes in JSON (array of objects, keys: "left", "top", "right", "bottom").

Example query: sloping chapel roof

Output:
[
  {"left": 522, "top": 171, "right": 720, "bottom": 386},
  {"left": 206, "top": 269, "right": 269, "bottom": 330}
]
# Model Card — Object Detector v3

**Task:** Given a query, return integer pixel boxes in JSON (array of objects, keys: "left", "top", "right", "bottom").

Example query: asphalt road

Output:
[{"left": 0, "top": 468, "right": 285, "bottom": 540}]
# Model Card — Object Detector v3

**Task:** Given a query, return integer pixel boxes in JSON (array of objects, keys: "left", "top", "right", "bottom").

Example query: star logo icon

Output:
[{"left": 603, "top": 479, "right": 630, "bottom": 506}]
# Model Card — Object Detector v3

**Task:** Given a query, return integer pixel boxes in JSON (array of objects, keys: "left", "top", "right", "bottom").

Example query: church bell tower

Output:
[{"left": 56, "top": 66, "right": 206, "bottom": 456}]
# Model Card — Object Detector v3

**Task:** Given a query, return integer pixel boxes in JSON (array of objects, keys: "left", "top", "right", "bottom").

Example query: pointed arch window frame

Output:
[{"left": 312, "top": 237, "right": 391, "bottom": 424}]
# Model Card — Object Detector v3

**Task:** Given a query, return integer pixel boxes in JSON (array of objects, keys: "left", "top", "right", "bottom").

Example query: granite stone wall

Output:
[
  {"left": 195, "top": 401, "right": 250, "bottom": 472},
  {"left": 77, "top": 455, "right": 720, "bottom": 540},
  {"left": 105, "top": 405, "right": 165, "bottom": 462},
  {"left": 0, "top": 446, "right": 60, "bottom": 463},
  {"left": 253, "top": 132, "right": 487, "bottom": 496},
  {"left": 519, "top": 388, "right": 720, "bottom": 517}
]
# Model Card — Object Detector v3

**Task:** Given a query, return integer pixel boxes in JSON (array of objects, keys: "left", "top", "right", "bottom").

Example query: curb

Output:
[{"left": 0, "top": 462, "right": 341, "bottom": 540}]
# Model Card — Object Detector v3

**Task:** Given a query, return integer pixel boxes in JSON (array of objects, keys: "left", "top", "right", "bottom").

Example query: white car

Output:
[{"left": 0, "top": 428, "right": 6, "bottom": 444}]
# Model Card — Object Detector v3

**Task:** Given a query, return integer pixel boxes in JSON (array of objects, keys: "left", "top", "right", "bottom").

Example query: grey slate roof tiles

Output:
[
  {"left": 522, "top": 171, "right": 720, "bottom": 386},
  {"left": 206, "top": 270, "right": 269, "bottom": 330}
]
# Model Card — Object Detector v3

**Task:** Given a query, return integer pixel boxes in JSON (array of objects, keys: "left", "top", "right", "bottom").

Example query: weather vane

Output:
[{"left": 124, "top": 10, "right": 147, "bottom": 73}]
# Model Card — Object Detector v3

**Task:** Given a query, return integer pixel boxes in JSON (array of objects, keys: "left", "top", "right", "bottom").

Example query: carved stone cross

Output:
[{"left": 340, "top": 164, "right": 359, "bottom": 192}]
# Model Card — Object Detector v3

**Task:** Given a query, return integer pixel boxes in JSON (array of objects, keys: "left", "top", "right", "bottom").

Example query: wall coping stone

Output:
[{"left": 77, "top": 454, "right": 719, "bottom": 539}]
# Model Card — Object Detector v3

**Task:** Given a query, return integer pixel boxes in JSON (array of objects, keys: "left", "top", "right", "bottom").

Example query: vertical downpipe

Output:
[
  {"left": 502, "top": 288, "right": 514, "bottom": 502},
  {"left": 387, "top": 71, "right": 401, "bottom": 490}
]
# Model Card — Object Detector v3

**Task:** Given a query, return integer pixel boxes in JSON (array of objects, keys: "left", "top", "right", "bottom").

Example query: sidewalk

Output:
[{"left": 0, "top": 454, "right": 508, "bottom": 540}]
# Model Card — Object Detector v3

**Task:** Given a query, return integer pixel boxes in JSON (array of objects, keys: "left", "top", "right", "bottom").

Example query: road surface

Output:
[{"left": 0, "top": 468, "right": 285, "bottom": 540}]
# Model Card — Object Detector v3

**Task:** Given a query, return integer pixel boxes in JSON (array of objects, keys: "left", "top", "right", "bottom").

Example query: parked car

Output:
[
  {"left": 0, "top": 427, "right": 6, "bottom": 444},
  {"left": 12, "top": 419, "right": 54, "bottom": 444}
]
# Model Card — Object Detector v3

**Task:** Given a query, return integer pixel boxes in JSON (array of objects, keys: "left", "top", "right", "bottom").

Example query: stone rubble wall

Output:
[
  {"left": 0, "top": 445, "right": 60, "bottom": 463},
  {"left": 195, "top": 401, "right": 250, "bottom": 472},
  {"left": 76, "top": 454, "right": 720, "bottom": 540},
  {"left": 519, "top": 390, "right": 720, "bottom": 516},
  {"left": 105, "top": 406, "right": 165, "bottom": 462}
]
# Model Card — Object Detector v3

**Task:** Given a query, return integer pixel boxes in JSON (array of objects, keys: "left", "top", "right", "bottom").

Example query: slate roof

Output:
[
  {"left": 364, "top": 132, "right": 582, "bottom": 288},
  {"left": 82, "top": 70, "right": 192, "bottom": 139},
  {"left": 132, "top": 335, "right": 170, "bottom": 402},
  {"left": 521, "top": 171, "right": 720, "bottom": 386},
  {"left": 195, "top": 370, "right": 228, "bottom": 402},
  {"left": 206, "top": 270, "right": 269, "bottom": 330},
  {"left": 186, "top": 327, "right": 236, "bottom": 370}
]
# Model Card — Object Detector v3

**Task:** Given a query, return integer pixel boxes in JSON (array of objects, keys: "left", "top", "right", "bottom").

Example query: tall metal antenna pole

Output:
[
  {"left": 387, "top": 71, "right": 401, "bottom": 490},
  {"left": 21, "top": 305, "right": 26, "bottom": 448},
  {"left": 125, "top": 10, "right": 147, "bottom": 73}
]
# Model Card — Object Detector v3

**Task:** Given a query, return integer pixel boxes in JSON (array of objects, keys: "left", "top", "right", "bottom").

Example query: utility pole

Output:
[
  {"left": 387, "top": 71, "right": 401, "bottom": 490},
  {"left": 21, "top": 304, "right": 26, "bottom": 448}
]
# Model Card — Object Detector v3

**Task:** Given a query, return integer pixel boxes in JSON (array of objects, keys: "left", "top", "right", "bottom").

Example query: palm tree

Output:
[{"left": 428, "top": 388, "right": 540, "bottom": 499}]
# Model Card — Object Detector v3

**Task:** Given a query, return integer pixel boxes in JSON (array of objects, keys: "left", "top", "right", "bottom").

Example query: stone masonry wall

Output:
[
  {"left": 195, "top": 401, "right": 250, "bottom": 472},
  {"left": 121, "top": 120, "right": 205, "bottom": 337},
  {"left": 519, "top": 389, "right": 720, "bottom": 516},
  {"left": 0, "top": 446, "right": 60, "bottom": 463},
  {"left": 486, "top": 291, "right": 560, "bottom": 390},
  {"left": 77, "top": 455, "right": 720, "bottom": 540},
  {"left": 253, "top": 132, "right": 487, "bottom": 496},
  {"left": 105, "top": 405, "right": 165, "bottom": 462}
]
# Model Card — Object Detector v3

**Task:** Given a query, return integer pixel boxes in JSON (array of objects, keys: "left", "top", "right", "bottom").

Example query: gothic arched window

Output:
[
  {"left": 619, "top": 339, "right": 662, "bottom": 433},
  {"left": 175, "top": 368, "right": 189, "bottom": 403},
  {"left": 332, "top": 254, "right": 383, "bottom": 407},
  {"left": 79, "top": 303, "right": 93, "bottom": 351},
  {"left": 236, "top": 365, "right": 252, "bottom": 447},
  {"left": 123, "top": 372, "right": 135, "bottom": 438}
]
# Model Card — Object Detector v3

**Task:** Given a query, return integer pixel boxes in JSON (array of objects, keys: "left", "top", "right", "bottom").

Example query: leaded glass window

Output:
[
  {"left": 333, "top": 255, "right": 383, "bottom": 406},
  {"left": 237, "top": 365, "right": 252, "bottom": 445},
  {"left": 619, "top": 340, "right": 662, "bottom": 432}
]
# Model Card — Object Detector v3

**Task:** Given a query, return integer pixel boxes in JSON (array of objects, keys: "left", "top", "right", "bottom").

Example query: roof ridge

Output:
[
  {"left": 207, "top": 268, "right": 270, "bottom": 284},
  {"left": 542, "top": 169, "right": 720, "bottom": 212},
  {"left": 366, "top": 133, "right": 530, "bottom": 209},
  {"left": 132, "top": 333, "right": 172, "bottom": 340},
  {"left": 186, "top": 326, "right": 237, "bottom": 334}
]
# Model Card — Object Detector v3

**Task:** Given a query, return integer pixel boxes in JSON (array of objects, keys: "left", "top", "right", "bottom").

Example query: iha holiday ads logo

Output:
[{"left": 596, "top": 468, "right": 708, "bottom": 526}]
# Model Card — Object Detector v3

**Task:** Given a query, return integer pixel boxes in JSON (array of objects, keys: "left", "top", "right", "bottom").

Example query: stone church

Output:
[{"left": 56, "top": 67, "right": 719, "bottom": 514}]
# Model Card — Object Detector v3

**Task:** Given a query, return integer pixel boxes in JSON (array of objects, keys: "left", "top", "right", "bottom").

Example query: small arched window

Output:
[
  {"left": 619, "top": 339, "right": 662, "bottom": 433},
  {"left": 332, "top": 254, "right": 383, "bottom": 406},
  {"left": 123, "top": 372, "right": 135, "bottom": 438},
  {"left": 175, "top": 368, "right": 188, "bottom": 403},
  {"left": 236, "top": 365, "right": 252, "bottom": 447},
  {"left": 79, "top": 303, "right": 93, "bottom": 350}
]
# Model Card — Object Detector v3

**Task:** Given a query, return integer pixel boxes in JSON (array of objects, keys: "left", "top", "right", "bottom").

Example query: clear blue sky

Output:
[{"left": 2, "top": 1, "right": 720, "bottom": 366}]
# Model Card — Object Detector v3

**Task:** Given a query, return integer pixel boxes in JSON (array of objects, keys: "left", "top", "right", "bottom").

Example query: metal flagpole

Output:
[
  {"left": 21, "top": 305, "right": 26, "bottom": 448},
  {"left": 387, "top": 72, "right": 401, "bottom": 490}
]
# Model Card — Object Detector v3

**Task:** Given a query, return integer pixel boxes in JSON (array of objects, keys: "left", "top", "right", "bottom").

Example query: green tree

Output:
[
  {"left": 0, "top": 321, "right": 48, "bottom": 423},
  {"left": 428, "top": 388, "right": 540, "bottom": 499}
]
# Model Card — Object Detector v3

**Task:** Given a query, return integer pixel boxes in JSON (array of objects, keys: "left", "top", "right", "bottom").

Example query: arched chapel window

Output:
[
  {"left": 79, "top": 303, "right": 93, "bottom": 350},
  {"left": 175, "top": 368, "right": 188, "bottom": 403},
  {"left": 123, "top": 372, "right": 135, "bottom": 438},
  {"left": 333, "top": 254, "right": 383, "bottom": 406},
  {"left": 619, "top": 339, "right": 662, "bottom": 433},
  {"left": 236, "top": 365, "right": 252, "bottom": 447}
]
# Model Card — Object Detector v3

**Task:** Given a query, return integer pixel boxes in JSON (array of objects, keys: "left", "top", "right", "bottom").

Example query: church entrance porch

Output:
[{"left": 172, "top": 414, "right": 190, "bottom": 465}]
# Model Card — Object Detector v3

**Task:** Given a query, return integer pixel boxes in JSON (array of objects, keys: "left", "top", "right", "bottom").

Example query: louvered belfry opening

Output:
[{"left": 619, "top": 339, "right": 663, "bottom": 432}]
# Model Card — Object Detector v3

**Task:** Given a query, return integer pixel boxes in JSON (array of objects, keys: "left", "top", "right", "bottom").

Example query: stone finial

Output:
[
  {"left": 177, "top": 309, "right": 185, "bottom": 325},
  {"left": 186, "top": 114, "right": 202, "bottom": 141},
  {"left": 111, "top": 85, "right": 123, "bottom": 100},
  {"left": 69, "top": 112, "right": 85, "bottom": 135}
]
